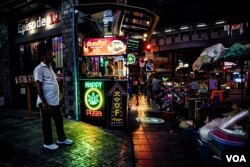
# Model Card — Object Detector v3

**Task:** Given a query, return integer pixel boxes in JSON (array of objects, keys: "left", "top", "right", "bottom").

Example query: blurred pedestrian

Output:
[
  {"left": 139, "top": 76, "right": 145, "bottom": 95},
  {"left": 33, "top": 49, "right": 73, "bottom": 150},
  {"left": 208, "top": 75, "right": 218, "bottom": 95},
  {"left": 132, "top": 77, "right": 140, "bottom": 105},
  {"left": 151, "top": 76, "right": 161, "bottom": 104},
  {"left": 128, "top": 76, "right": 133, "bottom": 98}
]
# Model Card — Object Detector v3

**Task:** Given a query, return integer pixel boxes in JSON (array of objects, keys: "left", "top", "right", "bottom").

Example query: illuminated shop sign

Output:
[
  {"left": 127, "top": 54, "right": 136, "bottom": 64},
  {"left": 108, "top": 82, "right": 126, "bottom": 126},
  {"left": 84, "top": 81, "right": 104, "bottom": 118},
  {"left": 17, "top": 9, "right": 61, "bottom": 36},
  {"left": 146, "top": 62, "right": 153, "bottom": 72},
  {"left": 83, "top": 38, "right": 127, "bottom": 56}
]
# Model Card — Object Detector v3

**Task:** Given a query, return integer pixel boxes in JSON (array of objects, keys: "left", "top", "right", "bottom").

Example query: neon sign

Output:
[
  {"left": 83, "top": 38, "right": 127, "bottom": 56},
  {"left": 85, "top": 88, "right": 103, "bottom": 110},
  {"left": 84, "top": 81, "right": 104, "bottom": 118},
  {"left": 86, "top": 109, "right": 103, "bottom": 117},
  {"left": 108, "top": 82, "right": 126, "bottom": 126},
  {"left": 127, "top": 54, "right": 136, "bottom": 64}
]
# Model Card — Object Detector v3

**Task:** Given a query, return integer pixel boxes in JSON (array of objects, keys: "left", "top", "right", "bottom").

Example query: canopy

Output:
[
  {"left": 217, "top": 43, "right": 250, "bottom": 62},
  {"left": 192, "top": 43, "right": 225, "bottom": 71}
]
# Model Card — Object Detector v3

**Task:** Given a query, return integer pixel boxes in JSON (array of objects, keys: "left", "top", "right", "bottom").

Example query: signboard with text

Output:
[
  {"left": 15, "top": 75, "right": 35, "bottom": 84},
  {"left": 83, "top": 38, "right": 127, "bottom": 56},
  {"left": 107, "top": 81, "right": 127, "bottom": 127},
  {"left": 84, "top": 81, "right": 104, "bottom": 119},
  {"left": 17, "top": 8, "right": 61, "bottom": 37}
]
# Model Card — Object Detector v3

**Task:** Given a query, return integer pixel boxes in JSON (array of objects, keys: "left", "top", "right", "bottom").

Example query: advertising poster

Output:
[{"left": 83, "top": 37, "right": 127, "bottom": 56}]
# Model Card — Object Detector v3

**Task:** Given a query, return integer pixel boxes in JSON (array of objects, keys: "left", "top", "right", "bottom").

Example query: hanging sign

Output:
[
  {"left": 146, "top": 62, "right": 153, "bottom": 72},
  {"left": 108, "top": 82, "right": 126, "bottom": 126},
  {"left": 140, "top": 58, "right": 145, "bottom": 67},
  {"left": 83, "top": 38, "right": 127, "bottom": 56},
  {"left": 17, "top": 9, "right": 61, "bottom": 36},
  {"left": 84, "top": 81, "right": 104, "bottom": 119},
  {"left": 127, "top": 53, "right": 136, "bottom": 64}
]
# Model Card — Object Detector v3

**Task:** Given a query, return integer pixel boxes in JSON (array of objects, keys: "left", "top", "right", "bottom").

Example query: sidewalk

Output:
[
  {"left": 0, "top": 109, "right": 134, "bottom": 167},
  {"left": 128, "top": 95, "right": 202, "bottom": 167},
  {"left": 1, "top": 95, "right": 202, "bottom": 167}
]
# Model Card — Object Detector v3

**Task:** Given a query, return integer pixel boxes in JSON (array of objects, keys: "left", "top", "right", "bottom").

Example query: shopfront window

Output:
[
  {"left": 19, "top": 41, "right": 41, "bottom": 74},
  {"left": 18, "top": 36, "right": 63, "bottom": 75},
  {"left": 52, "top": 36, "right": 63, "bottom": 69}
]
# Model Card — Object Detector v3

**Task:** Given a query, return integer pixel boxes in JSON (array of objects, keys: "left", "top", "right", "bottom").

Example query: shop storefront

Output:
[
  {"left": 14, "top": 7, "right": 63, "bottom": 111},
  {"left": 80, "top": 37, "right": 128, "bottom": 129}
]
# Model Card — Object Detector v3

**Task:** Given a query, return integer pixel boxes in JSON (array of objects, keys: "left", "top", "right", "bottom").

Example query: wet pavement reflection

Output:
[
  {"left": 0, "top": 110, "right": 133, "bottom": 167},
  {"left": 128, "top": 95, "right": 202, "bottom": 167}
]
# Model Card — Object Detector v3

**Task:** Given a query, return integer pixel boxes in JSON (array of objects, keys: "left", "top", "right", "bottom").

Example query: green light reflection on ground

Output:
[{"left": 136, "top": 117, "right": 165, "bottom": 124}]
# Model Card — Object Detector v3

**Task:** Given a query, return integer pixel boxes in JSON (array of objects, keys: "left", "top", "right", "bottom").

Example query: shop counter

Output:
[{"left": 80, "top": 79, "right": 128, "bottom": 129}]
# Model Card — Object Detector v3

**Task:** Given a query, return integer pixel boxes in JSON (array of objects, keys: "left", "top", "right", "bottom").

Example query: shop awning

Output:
[
  {"left": 217, "top": 43, "right": 250, "bottom": 62},
  {"left": 73, "top": 3, "right": 159, "bottom": 42}
]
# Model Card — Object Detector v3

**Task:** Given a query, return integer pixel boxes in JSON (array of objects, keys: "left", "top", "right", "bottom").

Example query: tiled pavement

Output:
[
  {"left": 1, "top": 89, "right": 249, "bottom": 167},
  {"left": 0, "top": 96, "right": 202, "bottom": 167},
  {"left": 0, "top": 109, "right": 133, "bottom": 167},
  {"left": 128, "top": 96, "right": 202, "bottom": 167}
]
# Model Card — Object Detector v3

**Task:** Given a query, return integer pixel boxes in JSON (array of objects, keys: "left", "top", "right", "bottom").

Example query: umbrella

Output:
[
  {"left": 217, "top": 43, "right": 250, "bottom": 62},
  {"left": 192, "top": 43, "right": 226, "bottom": 71}
]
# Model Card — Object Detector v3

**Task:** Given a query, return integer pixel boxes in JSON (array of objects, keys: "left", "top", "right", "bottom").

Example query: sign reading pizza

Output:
[
  {"left": 108, "top": 82, "right": 126, "bottom": 126},
  {"left": 84, "top": 81, "right": 104, "bottom": 119},
  {"left": 83, "top": 38, "right": 127, "bottom": 56}
]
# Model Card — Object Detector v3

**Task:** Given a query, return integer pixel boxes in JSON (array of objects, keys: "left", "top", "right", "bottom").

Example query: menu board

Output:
[
  {"left": 15, "top": 75, "right": 35, "bottom": 84},
  {"left": 83, "top": 38, "right": 127, "bottom": 56}
]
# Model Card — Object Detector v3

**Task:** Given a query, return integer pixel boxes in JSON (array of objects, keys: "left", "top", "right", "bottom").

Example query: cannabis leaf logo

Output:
[{"left": 87, "top": 92, "right": 100, "bottom": 106}]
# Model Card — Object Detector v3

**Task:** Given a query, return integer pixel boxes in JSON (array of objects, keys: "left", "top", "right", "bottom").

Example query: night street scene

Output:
[{"left": 0, "top": 0, "right": 250, "bottom": 167}]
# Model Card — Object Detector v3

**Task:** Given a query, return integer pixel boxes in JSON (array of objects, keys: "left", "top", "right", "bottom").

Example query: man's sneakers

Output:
[
  {"left": 44, "top": 139, "right": 73, "bottom": 150},
  {"left": 43, "top": 143, "right": 59, "bottom": 150},
  {"left": 57, "top": 138, "right": 73, "bottom": 145}
]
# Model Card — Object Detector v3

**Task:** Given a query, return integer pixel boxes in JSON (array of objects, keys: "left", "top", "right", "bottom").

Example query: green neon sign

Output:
[
  {"left": 85, "top": 81, "right": 102, "bottom": 89},
  {"left": 84, "top": 81, "right": 104, "bottom": 111},
  {"left": 127, "top": 54, "right": 136, "bottom": 64}
]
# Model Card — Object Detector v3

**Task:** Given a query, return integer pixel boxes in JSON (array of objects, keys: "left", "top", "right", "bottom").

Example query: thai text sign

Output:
[{"left": 83, "top": 38, "right": 127, "bottom": 56}]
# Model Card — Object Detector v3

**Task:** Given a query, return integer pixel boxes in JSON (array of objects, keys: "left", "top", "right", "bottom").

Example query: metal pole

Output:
[
  {"left": 73, "top": 8, "right": 79, "bottom": 121},
  {"left": 126, "top": 36, "right": 129, "bottom": 78},
  {"left": 240, "top": 61, "right": 244, "bottom": 108}
]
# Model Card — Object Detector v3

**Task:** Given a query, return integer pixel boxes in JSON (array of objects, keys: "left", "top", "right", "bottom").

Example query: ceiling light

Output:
[
  {"left": 197, "top": 23, "right": 207, "bottom": 27},
  {"left": 180, "top": 26, "right": 189, "bottom": 30},
  {"left": 164, "top": 28, "right": 172, "bottom": 33},
  {"left": 215, "top": 20, "right": 225, "bottom": 25}
]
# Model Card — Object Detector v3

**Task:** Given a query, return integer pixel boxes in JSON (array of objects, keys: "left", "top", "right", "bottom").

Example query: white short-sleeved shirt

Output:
[{"left": 33, "top": 62, "right": 59, "bottom": 106}]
